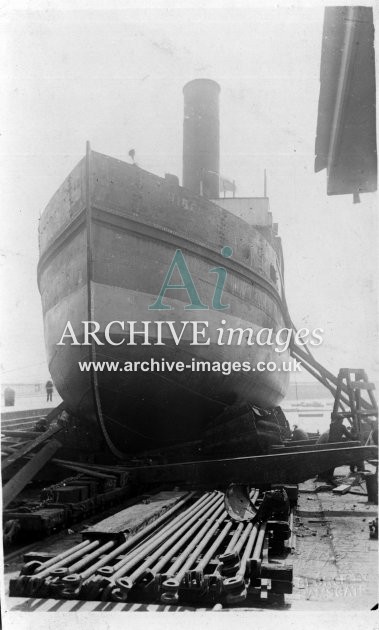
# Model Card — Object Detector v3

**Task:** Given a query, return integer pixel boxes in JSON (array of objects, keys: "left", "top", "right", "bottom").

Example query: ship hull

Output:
[{"left": 38, "top": 150, "right": 290, "bottom": 456}]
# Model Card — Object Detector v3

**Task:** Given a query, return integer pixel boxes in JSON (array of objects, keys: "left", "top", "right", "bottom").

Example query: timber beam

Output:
[{"left": 125, "top": 444, "right": 378, "bottom": 488}]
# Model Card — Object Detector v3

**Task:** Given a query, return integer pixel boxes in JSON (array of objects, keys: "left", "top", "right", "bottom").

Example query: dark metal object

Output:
[
  {"left": 315, "top": 6, "right": 376, "bottom": 197},
  {"left": 183, "top": 78, "right": 220, "bottom": 198},
  {"left": 365, "top": 473, "right": 378, "bottom": 504},
  {"left": 369, "top": 517, "right": 378, "bottom": 539},
  {"left": 224, "top": 484, "right": 258, "bottom": 522}
]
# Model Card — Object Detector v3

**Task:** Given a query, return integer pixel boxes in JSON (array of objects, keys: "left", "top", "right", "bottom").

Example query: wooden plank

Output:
[
  {"left": 271, "top": 441, "right": 360, "bottom": 454},
  {"left": 1, "top": 430, "right": 42, "bottom": 439},
  {"left": 51, "top": 458, "right": 117, "bottom": 480},
  {"left": 1, "top": 418, "right": 42, "bottom": 426},
  {"left": 1, "top": 407, "right": 53, "bottom": 421},
  {"left": 283, "top": 439, "right": 318, "bottom": 447},
  {"left": 44, "top": 401, "right": 66, "bottom": 423},
  {"left": 1, "top": 426, "right": 63, "bottom": 471},
  {"left": 127, "top": 444, "right": 378, "bottom": 488},
  {"left": 2, "top": 440, "right": 28, "bottom": 448},
  {"left": 85, "top": 490, "right": 189, "bottom": 537},
  {"left": 332, "top": 483, "right": 353, "bottom": 495},
  {"left": 1, "top": 445, "right": 18, "bottom": 455},
  {"left": 1, "top": 421, "right": 40, "bottom": 431},
  {"left": 350, "top": 381, "right": 375, "bottom": 390},
  {"left": 1, "top": 417, "right": 40, "bottom": 425},
  {"left": 2, "top": 439, "right": 61, "bottom": 508}
]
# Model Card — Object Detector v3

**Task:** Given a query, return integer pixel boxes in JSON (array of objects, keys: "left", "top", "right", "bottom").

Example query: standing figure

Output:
[
  {"left": 45, "top": 379, "right": 53, "bottom": 402},
  {"left": 318, "top": 417, "right": 354, "bottom": 482},
  {"left": 291, "top": 425, "right": 309, "bottom": 441}
]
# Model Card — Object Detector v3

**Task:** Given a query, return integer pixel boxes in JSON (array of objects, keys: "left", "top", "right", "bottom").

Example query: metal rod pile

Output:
[{"left": 9, "top": 490, "right": 293, "bottom": 605}]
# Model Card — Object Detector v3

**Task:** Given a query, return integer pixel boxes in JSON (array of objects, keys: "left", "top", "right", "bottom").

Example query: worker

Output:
[
  {"left": 328, "top": 416, "right": 353, "bottom": 443},
  {"left": 45, "top": 379, "right": 54, "bottom": 402},
  {"left": 291, "top": 425, "right": 309, "bottom": 441},
  {"left": 349, "top": 425, "right": 365, "bottom": 474},
  {"left": 318, "top": 417, "right": 353, "bottom": 483}
]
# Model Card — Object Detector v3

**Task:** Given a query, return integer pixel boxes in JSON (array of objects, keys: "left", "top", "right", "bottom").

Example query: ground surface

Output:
[{"left": 290, "top": 470, "right": 377, "bottom": 610}]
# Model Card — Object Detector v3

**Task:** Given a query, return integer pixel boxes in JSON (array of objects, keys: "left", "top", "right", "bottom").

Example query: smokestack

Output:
[{"left": 183, "top": 79, "right": 220, "bottom": 199}]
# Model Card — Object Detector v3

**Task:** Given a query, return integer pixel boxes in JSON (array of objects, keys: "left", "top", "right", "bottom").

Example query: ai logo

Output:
[{"left": 148, "top": 247, "right": 233, "bottom": 311}]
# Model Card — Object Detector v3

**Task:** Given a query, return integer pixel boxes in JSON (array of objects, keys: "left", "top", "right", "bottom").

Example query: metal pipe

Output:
[
  {"left": 194, "top": 520, "right": 233, "bottom": 573},
  {"left": 112, "top": 494, "right": 224, "bottom": 597},
  {"left": 71, "top": 491, "right": 196, "bottom": 582},
  {"left": 103, "top": 492, "right": 216, "bottom": 577},
  {"left": 162, "top": 505, "right": 225, "bottom": 582},
  {"left": 34, "top": 540, "right": 93, "bottom": 574},
  {"left": 218, "top": 521, "right": 250, "bottom": 568},
  {"left": 181, "top": 519, "right": 233, "bottom": 596},
  {"left": 251, "top": 522, "right": 267, "bottom": 561},
  {"left": 34, "top": 540, "right": 100, "bottom": 579},
  {"left": 239, "top": 523, "right": 260, "bottom": 573},
  {"left": 234, "top": 522, "right": 254, "bottom": 556},
  {"left": 223, "top": 522, "right": 260, "bottom": 593},
  {"left": 224, "top": 523, "right": 244, "bottom": 554},
  {"left": 58, "top": 540, "right": 115, "bottom": 575},
  {"left": 114, "top": 493, "right": 222, "bottom": 580},
  {"left": 250, "top": 489, "right": 260, "bottom": 503}
]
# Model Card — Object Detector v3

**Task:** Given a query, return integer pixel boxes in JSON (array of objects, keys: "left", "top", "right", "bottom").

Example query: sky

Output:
[{"left": 0, "top": 1, "right": 378, "bottom": 391}]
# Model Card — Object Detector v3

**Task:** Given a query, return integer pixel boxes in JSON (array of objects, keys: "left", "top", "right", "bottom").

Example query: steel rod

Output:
[
  {"left": 113, "top": 494, "right": 224, "bottom": 591},
  {"left": 74, "top": 491, "right": 196, "bottom": 581},
  {"left": 35, "top": 540, "right": 100, "bottom": 579},
  {"left": 106, "top": 492, "right": 216, "bottom": 576}
]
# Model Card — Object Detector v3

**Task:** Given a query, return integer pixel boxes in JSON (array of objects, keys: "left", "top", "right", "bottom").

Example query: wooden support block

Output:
[
  {"left": 332, "top": 483, "right": 353, "bottom": 495},
  {"left": 271, "top": 484, "right": 298, "bottom": 506},
  {"left": 2, "top": 508, "right": 66, "bottom": 534},
  {"left": 91, "top": 468, "right": 129, "bottom": 487},
  {"left": 270, "top": 579, "right": 293, "bottom": 594},
  {"left": 64, "top": 478, "right": 99, "bottom": 497},
  {"left": 267, "top": 520, "right": 291, "bottom": 540},
  {"left": 53, "top": 485, "right": 89, "bottom": 503},
  {"left": 84, "top": 490, "right": 189, "bottom": 539},
  {"left": 2, "top": 439, "right": 61, "bottom": 508},
  {"left": 261, "top": 562, "right": 293, "bottom": 582}
]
